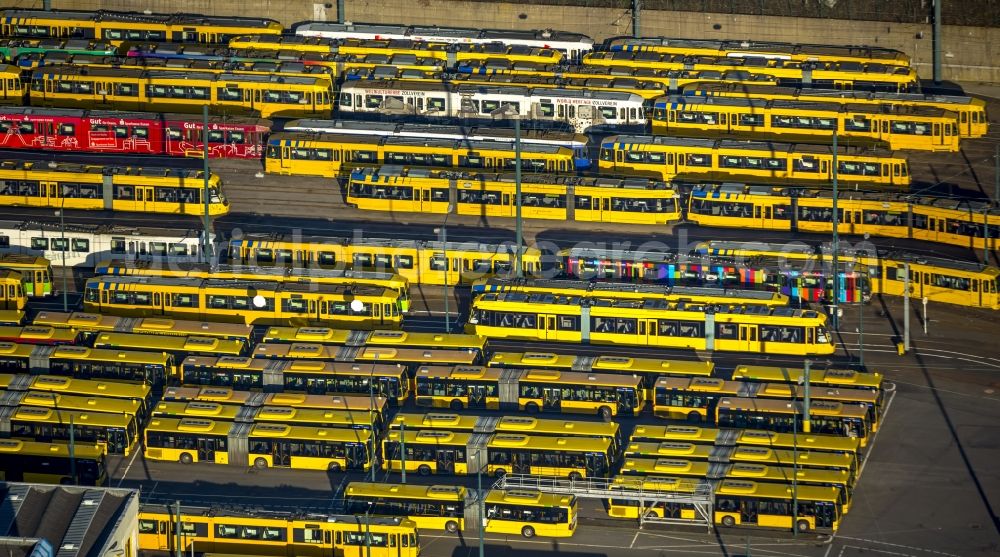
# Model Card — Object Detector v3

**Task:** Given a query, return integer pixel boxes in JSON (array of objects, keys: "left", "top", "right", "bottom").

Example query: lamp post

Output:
[
  {"left": 434, "top": 204, "right": 454, "bottom": 333},
  {"left": 491, "top": 105, "right": 523, "bottom": 277},
  {"left": 54, "top": 207, "right": 67, "bottom": 312},
  {"left": 478, "top": 448, "right": 485, "bottom": 557}
]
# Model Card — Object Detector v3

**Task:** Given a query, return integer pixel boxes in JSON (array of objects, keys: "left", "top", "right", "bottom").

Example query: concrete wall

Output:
[{"left": 49, "top": 0, "right": 1000, "bottom": 83}]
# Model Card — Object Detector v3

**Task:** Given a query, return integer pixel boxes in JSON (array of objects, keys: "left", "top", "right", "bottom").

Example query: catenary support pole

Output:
[{"left": 933, "top": 0, "right": 942, "bottom": 85}]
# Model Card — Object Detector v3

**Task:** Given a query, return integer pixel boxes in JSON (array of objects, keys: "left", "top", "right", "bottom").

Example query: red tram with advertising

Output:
[{"left": 0, "top": 106, "right": 269, "bottom": 159}]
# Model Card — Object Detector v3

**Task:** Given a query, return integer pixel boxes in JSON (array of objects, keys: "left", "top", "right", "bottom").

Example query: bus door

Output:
[
  {"left": 197, "top": 437, "right": 220, "bottom": 463},
  {"left": 435, "top": 448, "right": 456, "bottom": 474},
  {"left": 541, "top": 387, "right": 561, "bottom": 412},
  {"left": 739, "top": 498, "right": 760, "bottom": 526},
  {"left": 280, "top": 146, "right": 292, "bottom": 170},
  {"left": 585, "top": 452, "right": 607, "bottom": 477},
  {"left": 346, "top": 443, "right": 366, "bottom": 470},
  {"left": 467, "top": 383, "right": 489, "bottom": 409},
  {"left": 933, "top": 122, "right": 942, "bottom": 147},
  {"left": 271, "top": 441, "right": 291, "bottom": 467},
  {"left": 616, "top": 387, "right": 637, "bottom": 415},
  {"left": 739, "top": 324, "right": 759, "bottom": 352}
]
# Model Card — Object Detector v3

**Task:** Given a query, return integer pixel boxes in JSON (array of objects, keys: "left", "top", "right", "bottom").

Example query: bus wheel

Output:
[
  {"left": 328, "top": 462, "right": 341, "bottom": 472},
  {"left": 445, "top": 520, "right": 459, "bottom": 533},
  {"left": 493, "top": 468, "right": 507, "bottom": 479},
  {"left": 720, "top": 515, "right": 736, "bottom": 527},
  {"left": 525, "top": 402, "right": 539, "bottom": 413},
  {"left": 568, "top": 472, "right": 583, "bottom": 481},
  {"left": 521, "top": 525, "right": 535, "bottom": 538},
  {"left": 418, "top": 464, "right": 432, "bottom": 476},
  {"left": 254, "top": 457, "right": 268, "bottom": 469},
  {"left": 598, "top": 406, "right": 612, "bottom": 421},
  {"left": 449, "top": 400, "right": 464, "bottom": 412},
  {"left": 796, "top": 519, "right": 811, "bottom": 533},
  {"left": 686, "top": 411, "right": 703, "bottom": 423},
  {"left": 179, "top": 453, "right": 193, "bottom": 465}
]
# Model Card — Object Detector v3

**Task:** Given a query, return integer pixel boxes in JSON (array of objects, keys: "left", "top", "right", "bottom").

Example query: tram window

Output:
[
  {"left": 339, "top": 92, "right": 352, "bottom": 107},
  {"left": 30, "top": 237, "right": 48, "bottom": 250},
  {"left": 111, "top": 239, "right": 125, "bottom": 254},
  {"left": 739, "top": 114, "right": 764, "bottom": 126},
  {"left": 602, "top": 107, "right": 617, "bottom": 120},
  {"left": 625, "top": 152, "right": 644, "bottom": 163},
  {"left": 932, "top": 274, "right": 970, "bottom": 290},
  {"left": 17, "top": 122, "right": 33, "bottom": 134},
  {"left": 461, "top": 155, "right": 485, "bottom": 167},
  {"left": 218, "top": 87, "right": 241, "bottom": 101},
  {"left": 427, "top": 97, "right": 446, "bottom": 111},
  {"left": 116, "top": 83, "right": 138, "bottom": 97},
  {"left": 647, "top": 152, "right": 666, "bottom": 164},
  {"left": 430, "top": 188, "right": 449, "bottom": 201},
  {"left": 365, "top": 95, "right": 383, "bottom": 108},
  {"left": 191, "top": 87, "right": 209, "bottom": 100},
  {"left": 114, "top": 126, "right": 128, "bottom": 139},
  {"left": 208, "top": 130, "right": 224, "bottom": 143},
  {"left": 686, "top": 154, "right": 710, "bottom": 166},
  {"left": 395, "top": 255, "right": 414, "bottom": 269},
  {"left": 760, "top": 325, "right": 804, "bottom": 343},
  {"left": 0, "top": 236, "right": 7, "bottom": 248},
  {"left": 282, "top": 299, "right": 309, "bottom": 313},
  {"left": 57, "top": 123, "right": 75, "bottom": 136},
  {"left": 429, "top": 154, "right": 449, "bottom": 166},
  {"left": 793, "top": 158, "right": 819, "bottom": 172},
  {"left": 557, "top": 315, "right": 580, "bottom": 330},
  {"left": 716, "top": 323, "right": 739, "bottom": 339},
  {"left": 169, "top": 244, "right": 188, "bottom": 256},
  {"left": 167, "top": 128, "right": 182, "bottom": 140},
  {"left": 575, "top": 195, "right": 592, "bottom": 209},
  {"left": 317, "top": 252, "right": 337, "bottom": 266},
  {"left": 150, "top": 243, "right": 167, "bottom": 256},
  {"left": 171, "top": 293, "right": 197, "bottom": 307},
  {"left": 50, "top": 238, "right": 68, "bottom": 252},
  {"left": 227, "top": 131, "right": 246, "bottom": 144},
  {"left": 539, "top": 102, "right": 554, "bottom": 117},
  {"left": 352, "top": 150, "right": 377, "bottom": 163}
]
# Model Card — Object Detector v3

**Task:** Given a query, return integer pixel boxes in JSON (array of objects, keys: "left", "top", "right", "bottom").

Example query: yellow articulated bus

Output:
[
  {"left": 414, "top": 365, "right": 644, "bottom": 419},
  {"left": 83, "top": 275, "right": 403, "bottom": 329},
  {"left": 227, "top": 233, "right": 544, "bottom": 287},
  {"left": 605, "top": 37, "right": 911, "bottom": 67},
  {"left": 0, "top": 254, "right": 51, "bottom": 297},
  {"left": 262, "top": 326, "right": 488, "bottom": 355},
  {"left": 0, "top": 9, "right": 281, "bottom": 44},
  {"left": 31, "top": 311, "right": 253, "bottom": 343},
  {"left": 7, "top": 389, "right": 143, "bottom": 421},
  {"left": 0, "top": 161, "right": 229, "bottom": 216},
  {"left": 345, "top": 482, "right": 467, "bottom": 533},
  {"left": 178, "top": 355, "right": 409, "bottom": 405},
  {"left": 486, "top": 351, "right": 714, "bottom": 400},
  {"left": 94, "top": 259, "right": 412, "bottom": 313},
  {"left": 473, "top": 277, "right": 788, "bottom": 306},
  {"left": 653, "top": 376, "right": 882, "bottom": 430},
  {"left": 138, "top": 504, "right": 419, "bottom": 557},
  {"left": 618, "top": 456, "right": 852, "bottom": 511},
  {"left": 381, "top": 429, "right": 615, "bottom": 479},
  {"left": 606, "top": 474, "right": 705, "bottom": 520},
  {"left": 607, "top": 476, "right": 843, "bottom": 533},
  {"left": 598, "top": 135, "right": 909, "bottom": 188},
  {"left": 391, "top": 412, "right": 623, "bottom": 453},
  {"left": 265, "top": 132, "right": 577, "bottom": 178},
  {"left": 716, "top": 397, "right": 871, "bottom": 447},
  {"left": 0, "top": 342, "right": 173, "bottom": 387},
  {"left": 30, "top": 65, "right": 332, "bottom": 119},
  {"left": 0, "top": 404, "right": 140, "bottom": 455},
  {"left": 584, "top": 50, "right": 918, "bottom": 93},
  {"left": 0, "top": 270, "right": 25, "bottom": 312},
  {"left": 485, "top": 489, "right": 578, "bottom": 538},
  {"left": 682, "top": 82, "right": 989, "bottom": 139},
  {"left": 144, "top": 417, "right": 373, "bottom": 471},
  {"left": 468, "top": 293, "right": 835, "bottom": 355},
  {"left": 0, "top": 438, "right": 107, "bottom": 486},
  {"left": 18, "top": 373, "right": 154, "bottom": 422},
  {"left": 345, "top": 166, "right": 682, "bottom": 225},
  {"left": 651, "top": 95, "right": 960, "bottom": 152}
]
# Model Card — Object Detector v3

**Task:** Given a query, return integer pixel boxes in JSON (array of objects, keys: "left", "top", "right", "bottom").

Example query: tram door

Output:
[{"left": 739, "top": 324, "right": 759, "bottom": 353}]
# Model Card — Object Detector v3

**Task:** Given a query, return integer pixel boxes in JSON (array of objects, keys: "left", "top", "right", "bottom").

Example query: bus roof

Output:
[
  {"left": 734, "top": 429, "right": 861, "bottom": 453},
  {"left": 0, "top": 325, "right": 79, "bottom": 344},
  {"left": 725, "top": 462, "right": 849, "bottom": 485},
  {"left": 0, "top": 438, "right": 105, "bottom": 460},
  {"left": 715, "top": 479, "right": 841, "bottom": 502},
  {"left": 12, "top": 390, "right": 142, "bottom": 416},
  {"left": 495, "top": 416, "right": 619, "bottom": 437},
  {"left": 390, "top": 412, "right": 480, "bottom": 431},
  {"left": 622, "top": 457, "right": 710, "bottom": 476},
  {"left": 387, "top": 429, "right": 473, "bottom": 446},
  {"left": 93, "top": 332, "right": 245, "bottom": 355},
  {"left": 48, "top": 345, "right": 172, "bottom": 365},
  {"left": 630, "top": 424, "right": 721, "bottom": 444},
  {"left": 518, "top": 369, "right": 642, "bottom": 388},
  {"left": 484, "top": 489, "right": 575, "bottom": 508},
  {"left": 717, "top": 397, "right": 869, "bottom": 419},
  {"left": 145, "top": 417, "right": 234, "bottom": 436},
  {"left": 363, "top": 330, "right": 487, "bottom": 351},
  {"left": 8, "top": 405, "right": 134, "bottom": 427},
  {"left": 732, "top": 364, "right": 883, "bottom": 389},
  {"left": 253, "top": 406, "right": 375, "bottom": 425},
  {"left": 611, "top": 474, "right": 704, "bottom": 494},
  {"left": 161, "top": 385, "right": 389, "bottom": 412},
  {"left": 247, "top": 423, "right": 371, "bottom": 442},
  {"left": 0, "top": 342, "right": 37, "bottom": 358},
  {"left": 263, "top": 326, "right": 352, "bottom": 344},
  {"left": 487, "top": 433, "right": 612, "bottom": 452},
  {"left": 354, "top": 346, "right": 479, "bottom": 365},
  {"left": 415, "top": 365, "right": 503, "bottom": 381},
  {"left": 625, "top": 441, "right": 715, "bottom": 459},
  {"left": 28, "top": 374, "right": 151, "bottom": 400},
  {"left": 346, "top": 482, "right": 466, "bottom": 501},
  {"left": 153, "top": 401, "right": 242, "bottom": 420}
]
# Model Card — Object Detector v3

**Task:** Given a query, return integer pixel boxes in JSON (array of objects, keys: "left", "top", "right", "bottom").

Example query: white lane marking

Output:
[{"left": 114, "top": 449, "right": 141, "bottom": 488}]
